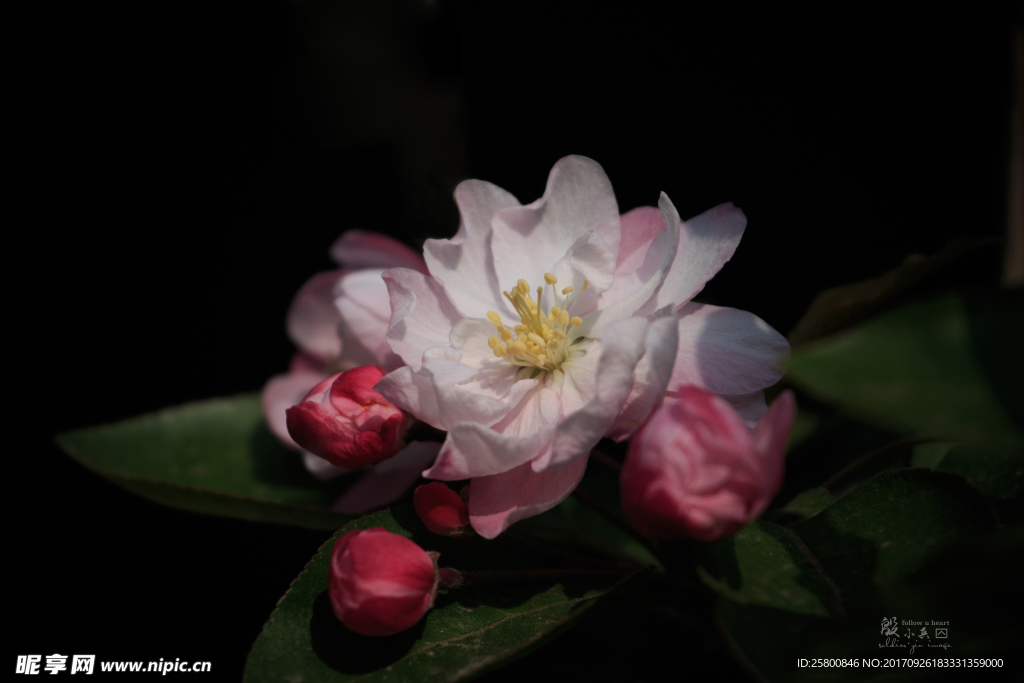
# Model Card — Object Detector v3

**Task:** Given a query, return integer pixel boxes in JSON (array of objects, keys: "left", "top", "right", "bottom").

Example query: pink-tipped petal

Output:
[
  {"left": 749, "top": 389, "right": 797, "bottom": 515},
  {"left": 653, "top": 202, "right": 747, "bottom": 311},
  {"left": 287, "top": 270, "right": 347, "bottom": 363},
  {"left": 334, "top": 269, "right": 404, "bottom": 370},
  {"left": 468, "top": 453, "right": 590, "bottom": 539},
  {"left": 584, "top": 193, "right": 681, "bottom": 335},
  {"left": 616, "top": 206, "right": 667, "bottom": 271},
  {"left": 329, "top": 230, "right": 428, "bottom": 273}
]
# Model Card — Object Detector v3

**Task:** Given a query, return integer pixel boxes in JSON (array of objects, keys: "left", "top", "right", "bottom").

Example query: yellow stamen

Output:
[
  {"left": 570, "top": 316, "right": 583, "bottom": 328},
  {"left": 500, "top": 328, "right": 512, "bottom": 341},
  {"left": 493, "top": 342, "right": 508, "bottom": 357},
  {"left": 544, "top": 273, "right": 557, "bottom": 285},
  {"left": 488, "top": 336, "right": 500, "bottom": 349},
  {"left": 487, "top": 311, "right": 501, "bottom": 323},
  {"left": 518, "top": 279, "right": 530, "bottom": 295},
  {"left": 559, "top": 310, "right": 570, "bottom": 326},
  {"left": 562, "top": 286, "right": 574, "bottom": 295}
]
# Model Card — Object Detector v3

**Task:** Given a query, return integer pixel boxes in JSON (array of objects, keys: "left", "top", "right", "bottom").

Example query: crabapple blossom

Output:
[
  {"left": 620, "top": 386, "right": 796, "bottom": 541},
  {"left": 374, "top": 155, "right": 789, "bottom": 538}
]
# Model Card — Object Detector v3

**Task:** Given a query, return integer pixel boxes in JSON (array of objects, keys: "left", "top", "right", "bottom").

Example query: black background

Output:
[{"left": 12, "top": 1, "right": 1021, "bottom": 679}]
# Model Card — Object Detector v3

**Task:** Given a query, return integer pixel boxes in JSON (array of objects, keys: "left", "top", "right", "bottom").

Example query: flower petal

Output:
[
  {"left": 749, "top": 389, "right": 797, "bottom": 514},
  {"left": 287, "top": 270, "right": 346, "bottom": 363},
  {"left": 653, "top": 202, "right": 746, "bottom": 311},
  {"left": 331, "top": 442, "right": 442, "bottom": 514},
  {"left": 670, "top": 302, "right": 789, "bottom": 396},
  {"left": 374, "top": 364, "right": 534, "bottom": 432},
  {"left": 334, "top": 269, "right": 403, "bottom": 370},
  {"left": 468, "top": 453, "right": 589, "bottom": 539},
  {"left": 606, "top": 314, "right": 680, "bottom": 441},
  {"left": 423, "top": 380, "right": 558, "bottom": 480},
  {"left": 720, "top": 391, "right": 769, "bottom": 428},
  {"left": 262, "top": 370, "right": 327, "bottom": 450},
  {"left": 492, "top": 156, "right": 620, "bottom": 300},
  {"left": 423, "top": 180, "right": 521, "bottom": 319},
  {"left": 382, "top": 268, "right": 463, "bottom": 371},
  {"left": 539, "top": 315, "right": 666, "bottom": 471},
  {"left": 583, "top": 193, "right": 681, "bottom": 336},
  {"left": 330, "top": 230, "right": 428, "bottom": 273}
]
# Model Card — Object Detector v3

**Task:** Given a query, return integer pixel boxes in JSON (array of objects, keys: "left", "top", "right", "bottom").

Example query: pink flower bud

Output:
[
  {"left": 285, "top": 365, "right": 406, "bottom": 469},
  {"left": 414, "top": 482, "right": 471, "bottom": 537},
  {"left": 621, "top": 386, "right": 796, "bottom": 541},
  {"left": 328, "top": 528, "right": 440, "bottom": 636}
]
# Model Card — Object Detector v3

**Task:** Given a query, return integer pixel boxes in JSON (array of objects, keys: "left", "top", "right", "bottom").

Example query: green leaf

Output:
[
  {"left": 788, "top": 292, "right": 1024, "bottom": 449},
  {"left": 244, "top": 508, "right": 646, "bottom": 683},
  {"left": 787, "top": 238, "right": 998, "bottom": 347},
  {"left": 55, "top": 394, "right": 355, "bottom": 529},
  {"left": 704, "top": 469, "right": 998, "bottom": 681}
]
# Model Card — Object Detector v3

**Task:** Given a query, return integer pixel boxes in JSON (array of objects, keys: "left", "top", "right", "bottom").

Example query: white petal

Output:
[
  {"left": 582, "top": 193, "right": 682, "bottom": 336},
  {"left": 547, "top": 231, "right": 617, "bottom": 316},
  {"left": 330, "top": 441, "right": 441, "bottom": 514},
  {"left": 334, "top": 269, "right": 403, "bottom": 370},
  {"left": 382, "top": 268, "right": 463, "bottom": 370},
  {"left": 492, "top": 156, "right": 620, "bottom": 301},
  {"left": 538, "top": 316, "right": 655, "bottom": 471},
  {"left": 329, "top": 230, "right": 428, "bottom": 273},
  {"left": 421, "top": 377, "right": 558, "bottom": 480},
  {"left": 374, "top": 364, "right": 533, "bottom": 432},
  {"left": 606, "top": 314, "right": 680, "bottom": 441},
  {"left": 423, "top": 180, "right": 521, "bottom": 319},
  {"left": 468, "top": 453, "right": 589, "bottom": 539},
  {"left": 286, "top": 270, "right": 345, "bottom": 362},
  {"left": 671, "top": 302, "right": 789, "bottom": 395},
  {"left": 653, "top": 202, "right": 747, "bottom": 310}
]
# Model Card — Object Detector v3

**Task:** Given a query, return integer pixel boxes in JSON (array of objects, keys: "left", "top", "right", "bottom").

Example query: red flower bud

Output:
[
  {"left": 328, "top": 528, "right": 440, "bottom": 636},
  {"left": 621, "top": 386, "right": 795, "bottom": 541},
  {"left": 286, "top": 365, "right": 406, "bottom": 469},
  {"left": 414, "top": 482, "right": 471, "bottom": 537}
]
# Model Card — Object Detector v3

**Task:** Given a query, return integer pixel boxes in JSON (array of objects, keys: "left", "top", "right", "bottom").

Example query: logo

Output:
[{"left": 878, "top": 618, "right": 952, "bottom": 655}]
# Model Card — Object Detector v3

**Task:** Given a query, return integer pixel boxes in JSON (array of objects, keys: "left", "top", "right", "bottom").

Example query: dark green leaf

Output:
[
  {"left": 787, "top": 238, "right": 999, "bottom": 347},
  {"left": 704, "top": 469, "right": 998, "bottom": 681},
  {"left": 788, "top": 292, "right": 1024, "bottom": 449},
  {"left": 244, "top": 508, "right": 645, "bottom": 683},
  {"left": 55, "top": 394, "right": 355, "bottom": 529}
]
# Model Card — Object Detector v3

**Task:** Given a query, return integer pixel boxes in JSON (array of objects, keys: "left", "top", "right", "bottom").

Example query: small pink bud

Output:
[
  {"left": 621, "top": 386, "right": 796, "bottom": 541},
  {"left": 285, "top": 365, "right": 406, "bottom": 469},
  {"left": 414, "top": 482, "right": 471, "bottom": 537},
  {"left": 328, "top": 527, "right": 440, "bottom": 637}
]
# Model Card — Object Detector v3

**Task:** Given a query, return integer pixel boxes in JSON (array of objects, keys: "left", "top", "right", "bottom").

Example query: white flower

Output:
[{"left": 375, "top": 156, "right": 788, "bottom": 537}]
